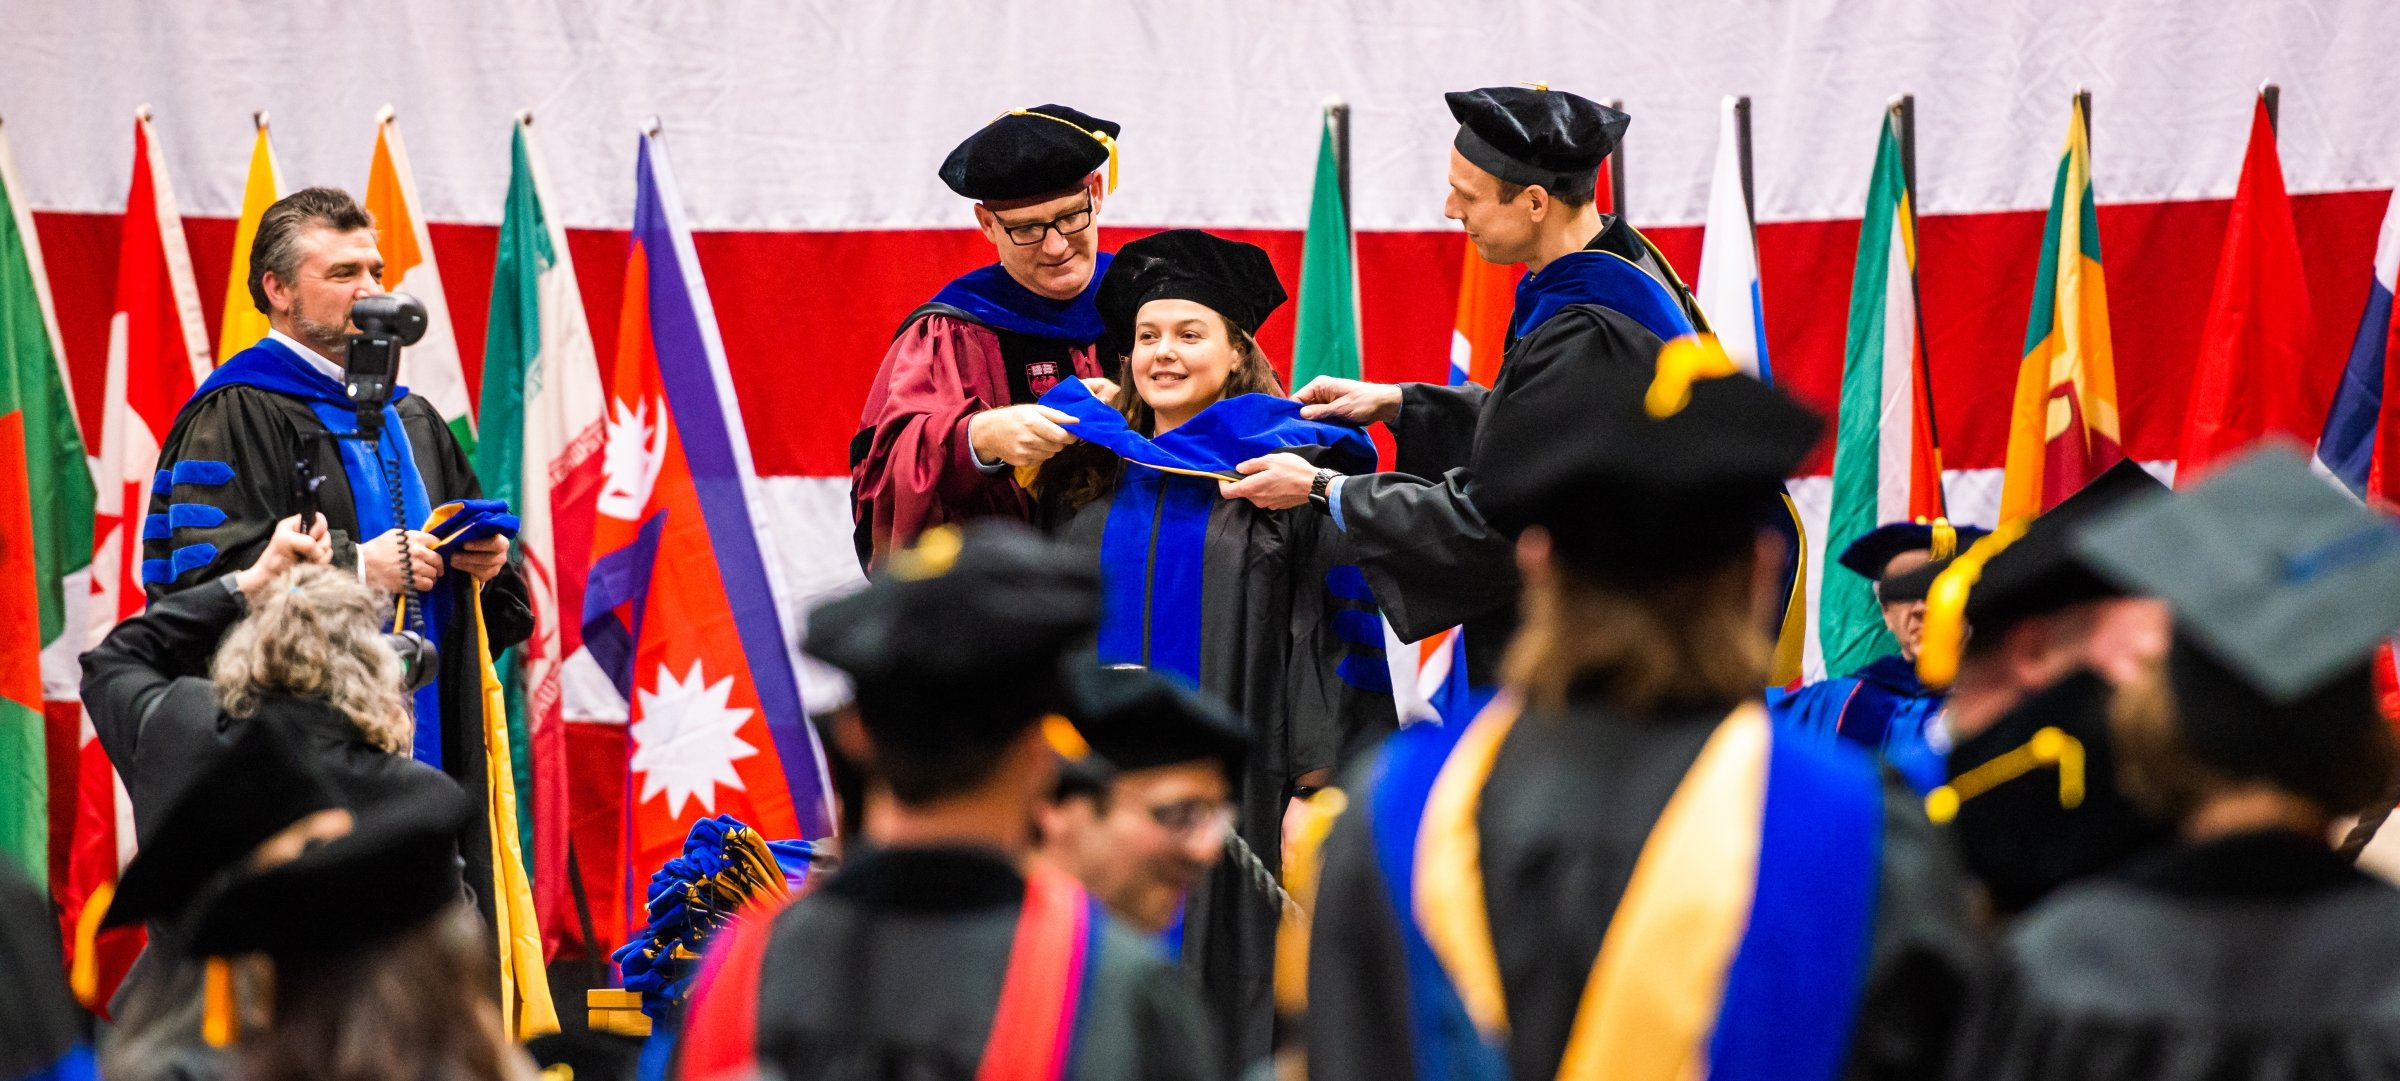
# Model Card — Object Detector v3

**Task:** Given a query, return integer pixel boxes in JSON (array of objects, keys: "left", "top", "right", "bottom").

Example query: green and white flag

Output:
[
  {"left": 1291, "top": 106, "right": 1360, "bottom": 386},
  {"left": 1820, "top": 107, "right": 1943, "bottom": 679},
  {"left": 476, "top": 115, "right": 605, "bottom": 933},
  {"left": 0, "top": 122, "right": 96, "bottom": 883}
]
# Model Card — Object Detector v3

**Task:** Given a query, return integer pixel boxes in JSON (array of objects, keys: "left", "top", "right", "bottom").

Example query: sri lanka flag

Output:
[
  {"left": 582, "top": 130, "right": 835, "bottom": 928},
  {"left": 2317, "top": 190, "right": 2400, "bottom": 502},
  {"left": 2001, "top": 97, "right": 2124, "bottom": 520}
]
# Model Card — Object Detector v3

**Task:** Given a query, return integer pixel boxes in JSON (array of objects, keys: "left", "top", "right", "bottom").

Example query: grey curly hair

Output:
[{"left": 212, "top": 564, "right": 413, "bottom": 754}]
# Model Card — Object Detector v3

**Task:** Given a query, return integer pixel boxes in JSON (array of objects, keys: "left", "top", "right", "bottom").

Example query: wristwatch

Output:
[{"left": 1308, "top": 469, "right": 1336, "bottom": 514}]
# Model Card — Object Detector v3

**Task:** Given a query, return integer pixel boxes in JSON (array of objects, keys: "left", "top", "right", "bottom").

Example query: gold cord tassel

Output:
[
  {"left": 1916, "top": 519, "right": 2029, "bottom": 688},
  {"left": 1645, "top": 335, "right": 1739, "bottom": 419},
  {"left": 69, "top": 881, "right": 113, "bottom": 1008},
  {"left": 202, "top": 957, "right": 237, "bottom": 1048}
]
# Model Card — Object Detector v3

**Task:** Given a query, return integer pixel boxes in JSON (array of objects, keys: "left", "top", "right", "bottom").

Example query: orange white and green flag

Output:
[
  {"left": 365, "top": 107, "right": 475, "bottom": 451},
  {"left": 1821, "top": 104, "right": 1943, "bottom": 677},
  {"left": 0, "top": 120, "right": 96, "bottom": 884},
  {"left": 216, "top": 114, "right": 283, "bottom": 363},
  {"left": 2002, "top": 98, "right": 2124, "bottom": 520}
]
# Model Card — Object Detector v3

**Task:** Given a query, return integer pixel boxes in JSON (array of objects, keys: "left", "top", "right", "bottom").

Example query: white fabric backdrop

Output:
[{"left": 1, "top": 0, "right": 2395, "bottom": 231}]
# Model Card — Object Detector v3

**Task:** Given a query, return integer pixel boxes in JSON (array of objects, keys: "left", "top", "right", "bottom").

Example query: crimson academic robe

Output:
[{"left": 849, "top": 258, "right": 1112, "bottom": 569}]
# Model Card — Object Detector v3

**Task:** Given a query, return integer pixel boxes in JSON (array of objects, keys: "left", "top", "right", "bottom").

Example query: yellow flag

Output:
[{"left": 216, "top": 115, "right": 282, "bottom": 363}]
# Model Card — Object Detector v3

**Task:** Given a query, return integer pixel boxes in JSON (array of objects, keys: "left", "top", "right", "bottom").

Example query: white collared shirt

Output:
[{"left": 267, "top": 328, "right": 346, "bottom": 383}]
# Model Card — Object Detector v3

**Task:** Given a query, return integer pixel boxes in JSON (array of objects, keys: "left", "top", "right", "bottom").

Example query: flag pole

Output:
[
  {"left": 1327, "top": 98, "right": 1352, "bottom": 242},
  {"left": 2261, "top": 81, "right": 2280, "bottom": 136},
  {"left": 1891, "top": 93, "right": 1949, "bottom": 516},
  {"left": 1605, "top": 97, "right": 1629, "bottom": 218},
  {"left": 2074, "top": 88, "right": 2092, "bottom": 149},
  {"left": 1733, "top": 95, "right": 1757, "bottom": 227}
]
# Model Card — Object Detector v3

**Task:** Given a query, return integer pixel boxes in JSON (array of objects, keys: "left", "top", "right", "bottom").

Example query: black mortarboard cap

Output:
[
  {"left": 939, "top": 105, "right": 1121, "bottom": 203},
  {"left": 807, "top": 520, "right": 1100, "bottom": 743},
  {"left": 105, "top": 721, "right": 344, "bottom": 929},
  {"left": 2074, "top": 445, "right": 2400, "bottom": 801},
  {"left": 1063, "top": 662, "right": 1248, "bottom": 778},
  {"left": 1474, "top": 341, "right": 1822, "bottom": 575},
  {"left": 1960, "top": 458, "right": 2168, "bottom": 630},
  {"left": 1098, "top": 229, "right": 1288, "bottom": 347},
  {"left": 184, "top": 780, "right": 471, "bottom": 959},
  {"left": 1446, "top": 87, "right": 1629, "bottom": 191},
  {"left": 1836, "top": 521, "right": 1991, "bottom": 585},
  {"left": 2075, "top": 444, "right": 2400, "bottom": 705}
]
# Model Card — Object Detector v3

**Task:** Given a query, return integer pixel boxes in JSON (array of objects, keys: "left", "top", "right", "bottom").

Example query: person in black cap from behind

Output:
[
  {"left": 92, "top": 720, "right": 357, "bottom": 1081},
  {"left": 1768, "top": 518, "right": 1990, "bottom": 791},
  {"left": 1953, "top": 444, "right": 2400, "bottom": 1081},
  {"left": 1307, "top": 343, "right": 1976, "bottom": 1081},
  {"left": 1895, "top": 459, "right": 2176, "bottom": 919},
  {"left": 851, "top": 105, "right": 1127, "bottom": 568},
  {"left": 1230, "top": 86, "right": 1708, "bottom": 696},
  {"left": 179, "top": 781, "right": 529, "bottom": 1081},
  {"left": 1030, "top": 227, "right": 1391, "bottom": 1071},
  {"left": 675, "top": 521, "right": 1218, "bottom": 1081},
  {"left": 1037, "top": 662, "right": 1248, "bottom": 941}
]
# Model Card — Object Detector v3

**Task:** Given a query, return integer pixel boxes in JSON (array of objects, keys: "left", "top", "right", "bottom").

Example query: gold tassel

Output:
[
  {"left": 202, "top": 957, "right": 236, "bottom": 1048},
  {"left": 69, "top": 881, "right": 113, "bottom": 1008},
  {"left": 1006, "top": 109, "right": 1119, "bottom": 194},
  {"left": 1929, "top": 518, "right": 1958, "bottom": 561},
  {"left": 1041, "top": 713, "right": 1091, "bottom": 761},
  {"left": 1925, "top": 725, "right": 2085, "bottom": 824},
  {"left": 1915, "top": 519, "right": 2029, "bottom": 688},
  {"left": 1644, "top": 335, "right": 1739, "bottom": 419}
]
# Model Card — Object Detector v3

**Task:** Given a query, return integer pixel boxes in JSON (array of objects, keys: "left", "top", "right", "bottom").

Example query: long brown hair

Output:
[
  {"left": 236, "top": 904, "right": 528, "bottom": 1081},
  {"left": 1041, "top": 315, "right": 1286, "bottom": 515},
  {"left": 1500, "top": 544, "right": 1770, "bottom": 716}
]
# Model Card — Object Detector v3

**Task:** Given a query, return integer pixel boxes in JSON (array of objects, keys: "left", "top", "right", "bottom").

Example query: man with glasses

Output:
[
  {"left": 1038, "top": 663, "right": 1248, "bottom": 942},
  {"left": 849, "top": 105, "right": 1124, "bottom": 569}
]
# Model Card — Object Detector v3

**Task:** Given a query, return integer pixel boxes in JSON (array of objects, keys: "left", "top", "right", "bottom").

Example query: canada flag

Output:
[{"left": 582, "top": 131, "right": 834, "bottom": 929}]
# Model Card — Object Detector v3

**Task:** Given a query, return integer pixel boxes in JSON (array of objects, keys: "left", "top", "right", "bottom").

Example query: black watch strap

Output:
[{"left": 1309, "top": 469, "right": 1335, "bottom": 514}]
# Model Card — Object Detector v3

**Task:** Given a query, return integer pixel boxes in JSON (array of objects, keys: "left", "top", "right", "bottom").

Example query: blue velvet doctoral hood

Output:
[
  {"left": 1509, "top": 248, "right": 1695, "bottom": 345},
  {"left": 927, "top": 251, "right": 1114, "bottom": 342}
]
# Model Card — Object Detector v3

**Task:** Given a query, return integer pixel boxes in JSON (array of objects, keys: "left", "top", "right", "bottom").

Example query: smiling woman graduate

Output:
[{"left": 1029, "top": 228, "right": 1397, "bottom": 1070}]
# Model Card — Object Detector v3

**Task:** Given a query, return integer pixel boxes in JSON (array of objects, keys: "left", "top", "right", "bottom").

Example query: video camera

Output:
[{"left": 342, "top": 293, "right": 428, "bottom": 438}]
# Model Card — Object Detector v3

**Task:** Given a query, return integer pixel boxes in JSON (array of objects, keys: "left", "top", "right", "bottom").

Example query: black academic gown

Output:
[
  {"left": 143, "top": 383, "right": 528, "bottom": 927},
  {"left": 1307, "top": 692, "right": 1981, "bottom": 1081},
  {"left": 1953, "top": 831, "right": 2400, "bottom": 1081},
  {"left": 1054, "top": 483, "right": 1396, "bottom": 1069},
  {"left": 1336, "top": 219, "right": 1694, "bottom": 681},
  {"left": 736, "top": 846, "right": 1219, "bottom": 1081},
  {"left": 77, "top": 576, "right": 465, "bottom": 1081}
]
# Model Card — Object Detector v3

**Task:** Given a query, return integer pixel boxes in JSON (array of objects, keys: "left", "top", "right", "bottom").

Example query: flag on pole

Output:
[
  {"left": 2179, "top": 94, "right": 2317, "bottom": 482},
  {"left": 2314, "top": 190, "right": 2400, "bottom": 501},
  {"left": 365, "top": 107, "right": 475, "bottom": 452},
  {"left": 1697, "top": 97, "right": 1772, "bottom": 381},
  {"left": 476, "top": 115, "right": 607, "bottom": 955},
  {"left": 0, "top": 120, "right": 96, "bottom": 885},
  {"left": 2002, "top": 98, "right": 2124, "bottom": 520},
  {"left": 73, "top": 109, "right": 211, "bottom": 1009},
  {"left": 1291, "top": 105, "right": 1360, "bottom": 386},
  {"left": 1820, "top": 106, "right": 1942, "bottom": 678},
  {"left": 215, "top": 114, "right": 282, "bottom": 363},
  {"left": 584, "top": 129, "right": 835, "bottom": 930}
]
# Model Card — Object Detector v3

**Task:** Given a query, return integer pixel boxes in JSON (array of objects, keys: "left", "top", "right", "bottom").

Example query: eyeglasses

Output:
[
  {"left": 995, "top": 195, "right": 1096, "bottom": 246},
  {"left": 1146, "top": 798, "right": 1237, "bottom": 840}
]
